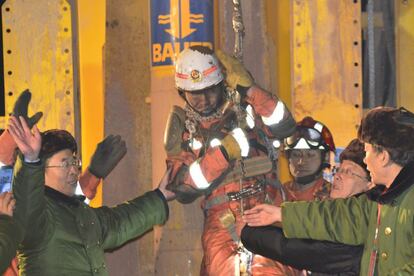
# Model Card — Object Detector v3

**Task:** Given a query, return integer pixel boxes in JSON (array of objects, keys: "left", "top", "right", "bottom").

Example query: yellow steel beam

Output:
[
  {"left": 265, "top": 0, "right": 292, "bottom": 183},
  {"left": 77, "top": 0, "right": 105, "bottom": 207},
  {"left": 1, "top": 0, "right": 76, "bottom": 133},
  {"left": 291, "top": 0, "right": 362, "bottom": 148},
  {"left": 396, "top": 0, "right": 414, "bottom": 111}
]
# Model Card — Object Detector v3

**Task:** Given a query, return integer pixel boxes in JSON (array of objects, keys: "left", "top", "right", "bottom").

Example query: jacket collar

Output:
[
  {"left": 367, "top": 161, "right": 414, "bottom": 204},
  {"left": 45, "top": 186, "right": 86, "bottom": 207}
]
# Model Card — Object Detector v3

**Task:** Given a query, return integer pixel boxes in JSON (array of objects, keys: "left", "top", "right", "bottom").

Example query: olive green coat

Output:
[
  {"left": 282, "top": 164, "right": 414, "bottom": 275},
  {"left": 0, "top": 215, "right": 23, "bottom": 274},
  {"left": 13, "top": 156, "right": 168, "bottom": 276}
]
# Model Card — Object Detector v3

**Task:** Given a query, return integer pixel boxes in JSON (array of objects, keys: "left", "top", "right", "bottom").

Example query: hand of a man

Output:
[
  {"left": 216, "top": 50, "right": 253, "bottom": 90},
  {"left": 242, "top": 204, "right": 282, "bottom": 227},
  {"left": 0, "top": 192, "right": 15, "bottom": 217},
  {"left": 158, "top": 166, "right": 176, "bottom": 201},
  {"left": 12, "top": 89, "right": 43, "bottom": 128},
  {"left": 88, "top": 135, "right": 127, "bottom": 179},
  {"left": 7, "top": 116, "right": 41, "bottom": 162}
]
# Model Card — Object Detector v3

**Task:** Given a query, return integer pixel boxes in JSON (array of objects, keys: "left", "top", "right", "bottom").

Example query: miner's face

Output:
[
  {"left": 183, "top": 84, "right": 223, "bottom": 116},
  {"left": 288, "top": 149, "right": 323, "bottom": 179}
]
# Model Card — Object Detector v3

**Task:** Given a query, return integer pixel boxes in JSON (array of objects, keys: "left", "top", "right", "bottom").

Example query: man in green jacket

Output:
[
  {"left": 243, "top": 106, "right": 414, "bottom": 275},
  {"left": 8, "top": 116, "right": 174, "bottom": 276},
  {"left": 0, "top": 192, "right": 24, "bottom": 274}
]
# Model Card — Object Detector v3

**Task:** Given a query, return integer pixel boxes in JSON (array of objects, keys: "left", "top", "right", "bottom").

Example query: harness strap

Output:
[{"left": 219, "top": 210, "right": 239, "bottom": 243}]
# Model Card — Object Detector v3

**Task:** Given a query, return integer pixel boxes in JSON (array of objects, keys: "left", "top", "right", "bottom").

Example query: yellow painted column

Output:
[
  {"left": 77, "top": 1, "right": 105, "bottom": 207},
  {"left": 265, "top": 0, "right": 292, "bottom": 184},
  {"left": 291, "top": 0, "right": 362, "bottom": 148},
  {"left": 1, "top": 0, "right": 77, "bottom": 132},
  {"left": 396, "top": 1, "right": 414, "bottom": 111}
]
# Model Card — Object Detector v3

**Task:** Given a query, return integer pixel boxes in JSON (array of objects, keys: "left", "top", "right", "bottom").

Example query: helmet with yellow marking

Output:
[{"left": 175, "top": 46, "right": 224, "bottom": 92}]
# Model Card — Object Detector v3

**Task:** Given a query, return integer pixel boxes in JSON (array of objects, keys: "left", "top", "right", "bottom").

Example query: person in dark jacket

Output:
[
  {"left": 8, "top": 116, "right": 174, "bottom": 276},
  {"left": 0, "top": 192, "right": 23, "bottom": 274},
  {"left": 1, "top": 90, "right": 127, "bottom": 276},
  {"left": 241, "top": 139, "right": 371, "bottom": 275}
]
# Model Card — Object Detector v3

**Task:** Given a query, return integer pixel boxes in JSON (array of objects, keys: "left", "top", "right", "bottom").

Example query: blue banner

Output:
[{"left": 150, "top": 0, "right": 214, "bottom": 67}]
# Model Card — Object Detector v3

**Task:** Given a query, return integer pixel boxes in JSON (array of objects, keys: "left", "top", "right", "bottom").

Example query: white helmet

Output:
[{"left": 175, "top": 46, "right": 224, "bottom": 91}]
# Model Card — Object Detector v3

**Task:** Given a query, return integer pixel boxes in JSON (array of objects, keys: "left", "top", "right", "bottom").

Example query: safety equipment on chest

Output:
[
  {"left": 284, "top": 116, "right": 335, "bottom": 152},
  {"left": 175, "top": 46, "right": 224, "bottom": 92}
]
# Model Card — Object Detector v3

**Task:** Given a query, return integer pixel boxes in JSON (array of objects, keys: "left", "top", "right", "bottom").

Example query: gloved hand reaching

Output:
[
  {"left": 88, "top": 135, "right": 127, "bottom": 179},
  {"left": 12, "top": 89, "right": 43, "bottom": 128},
  {"left": 216, "top": 50, "right": 254, "bottom": 92}
]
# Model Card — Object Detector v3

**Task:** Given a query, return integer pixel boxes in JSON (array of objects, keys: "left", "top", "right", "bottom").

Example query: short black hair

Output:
[
  {"left": 358, "top": 106, "right": 414, "bottom": 166},
  {"left": 40, "top": 129, "right": 77, "bottom": 161},
  {"left": 340, "top": 139, "right": 369, "bottom": 176}
]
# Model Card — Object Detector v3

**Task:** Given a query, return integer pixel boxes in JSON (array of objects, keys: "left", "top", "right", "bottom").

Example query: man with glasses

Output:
[
  {"left": 0, "top": 90, "right": 125, "bottom": 200},
  {"left": 8, "top": 116, "right": 174, "bottom": 275},
  {"left": 241, "top": 139, "right": 372, "bottom": 275},
  {"left": 242, "top": 106, "right": 414, "bottom": 275},
  {"left": 0, "top": 91, "right": 127, "bottom": 276}
]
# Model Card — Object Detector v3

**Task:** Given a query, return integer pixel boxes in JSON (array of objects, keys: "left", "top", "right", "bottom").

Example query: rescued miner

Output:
[{"left": 163, "top": 45, "right": 296, "bottom": 275}]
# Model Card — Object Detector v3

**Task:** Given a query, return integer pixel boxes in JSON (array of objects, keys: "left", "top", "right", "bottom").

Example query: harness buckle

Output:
[{"left": 227, "top": 181, "right": 265, "bottom": 201}]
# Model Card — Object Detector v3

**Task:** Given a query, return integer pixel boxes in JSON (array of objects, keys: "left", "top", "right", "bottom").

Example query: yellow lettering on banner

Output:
[
  {"left": 153, "top": 44, "right": 162, "bottom": 63},
  {"left": 152, "top": 42, "right": 214, "bottom": 65},
  {"left": 174, "top": 42, "right": 180, "bottom": 56},
  {"left": 162, "top": 42, "right": 174, "bottom": 62}
]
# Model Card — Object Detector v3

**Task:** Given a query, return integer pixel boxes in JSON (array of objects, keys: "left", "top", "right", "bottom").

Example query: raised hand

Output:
[
  {"left": 7, "top": 116, "right": 41, "bottom": 162},
  {"left": 88, "top": 135, "right": 127, "bottom": 179},
  {"left": 12, "top": 89, "right": 43, "bottom": 128},
  {"left": 0, "top": 192, "right": 15, "bottom": 217},
  {"left": 242, "top": 204, "right": 282, "bottom": 227},
  {"left": 216, "top": 50, "right": 253, "bottom": 90}
]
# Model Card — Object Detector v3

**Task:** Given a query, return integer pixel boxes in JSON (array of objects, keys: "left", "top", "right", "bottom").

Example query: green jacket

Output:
[
  {"left": 13, "top": 156, "right": 168, "bottom": 276},
  {"left": 282, "top": 162, "right": 414, "bottom": 275},
  {"left": 0, "top": 215, "right": 23, "bottom": 274}
]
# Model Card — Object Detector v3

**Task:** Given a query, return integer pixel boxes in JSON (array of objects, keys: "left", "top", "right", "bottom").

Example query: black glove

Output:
[
  {"left": 12, "top": 89, "right": 43, "bottom": 128},
  {"left": 88, "top": 135, "right": 127, "bottom": 179}
]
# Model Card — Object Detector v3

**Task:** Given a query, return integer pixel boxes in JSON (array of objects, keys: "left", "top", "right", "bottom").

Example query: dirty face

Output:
[
  {"left": 288, "top": 149, "right": 323, "bottom": 179},
  {"left": 183, "top": 84, "right": 223, "bottom": 116}
]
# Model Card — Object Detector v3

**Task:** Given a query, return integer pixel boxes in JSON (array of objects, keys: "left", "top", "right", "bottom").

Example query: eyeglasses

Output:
[
  {"left": 285, "top": 126, "right": 324, "bottom": 150},
  {"left": 332, "top": 167, "right": 368, "bottom": 181},
  {"left": 46, "top": 157, "right": 82, "bottom": 170}
]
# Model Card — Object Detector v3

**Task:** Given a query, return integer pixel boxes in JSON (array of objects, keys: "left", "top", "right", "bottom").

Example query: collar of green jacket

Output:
[
  {"left": 367, "top": 160, "right": 414, "bottom": 205},
  {"left": 45, "top": 186, "right": 86, "bottom": 207}
]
